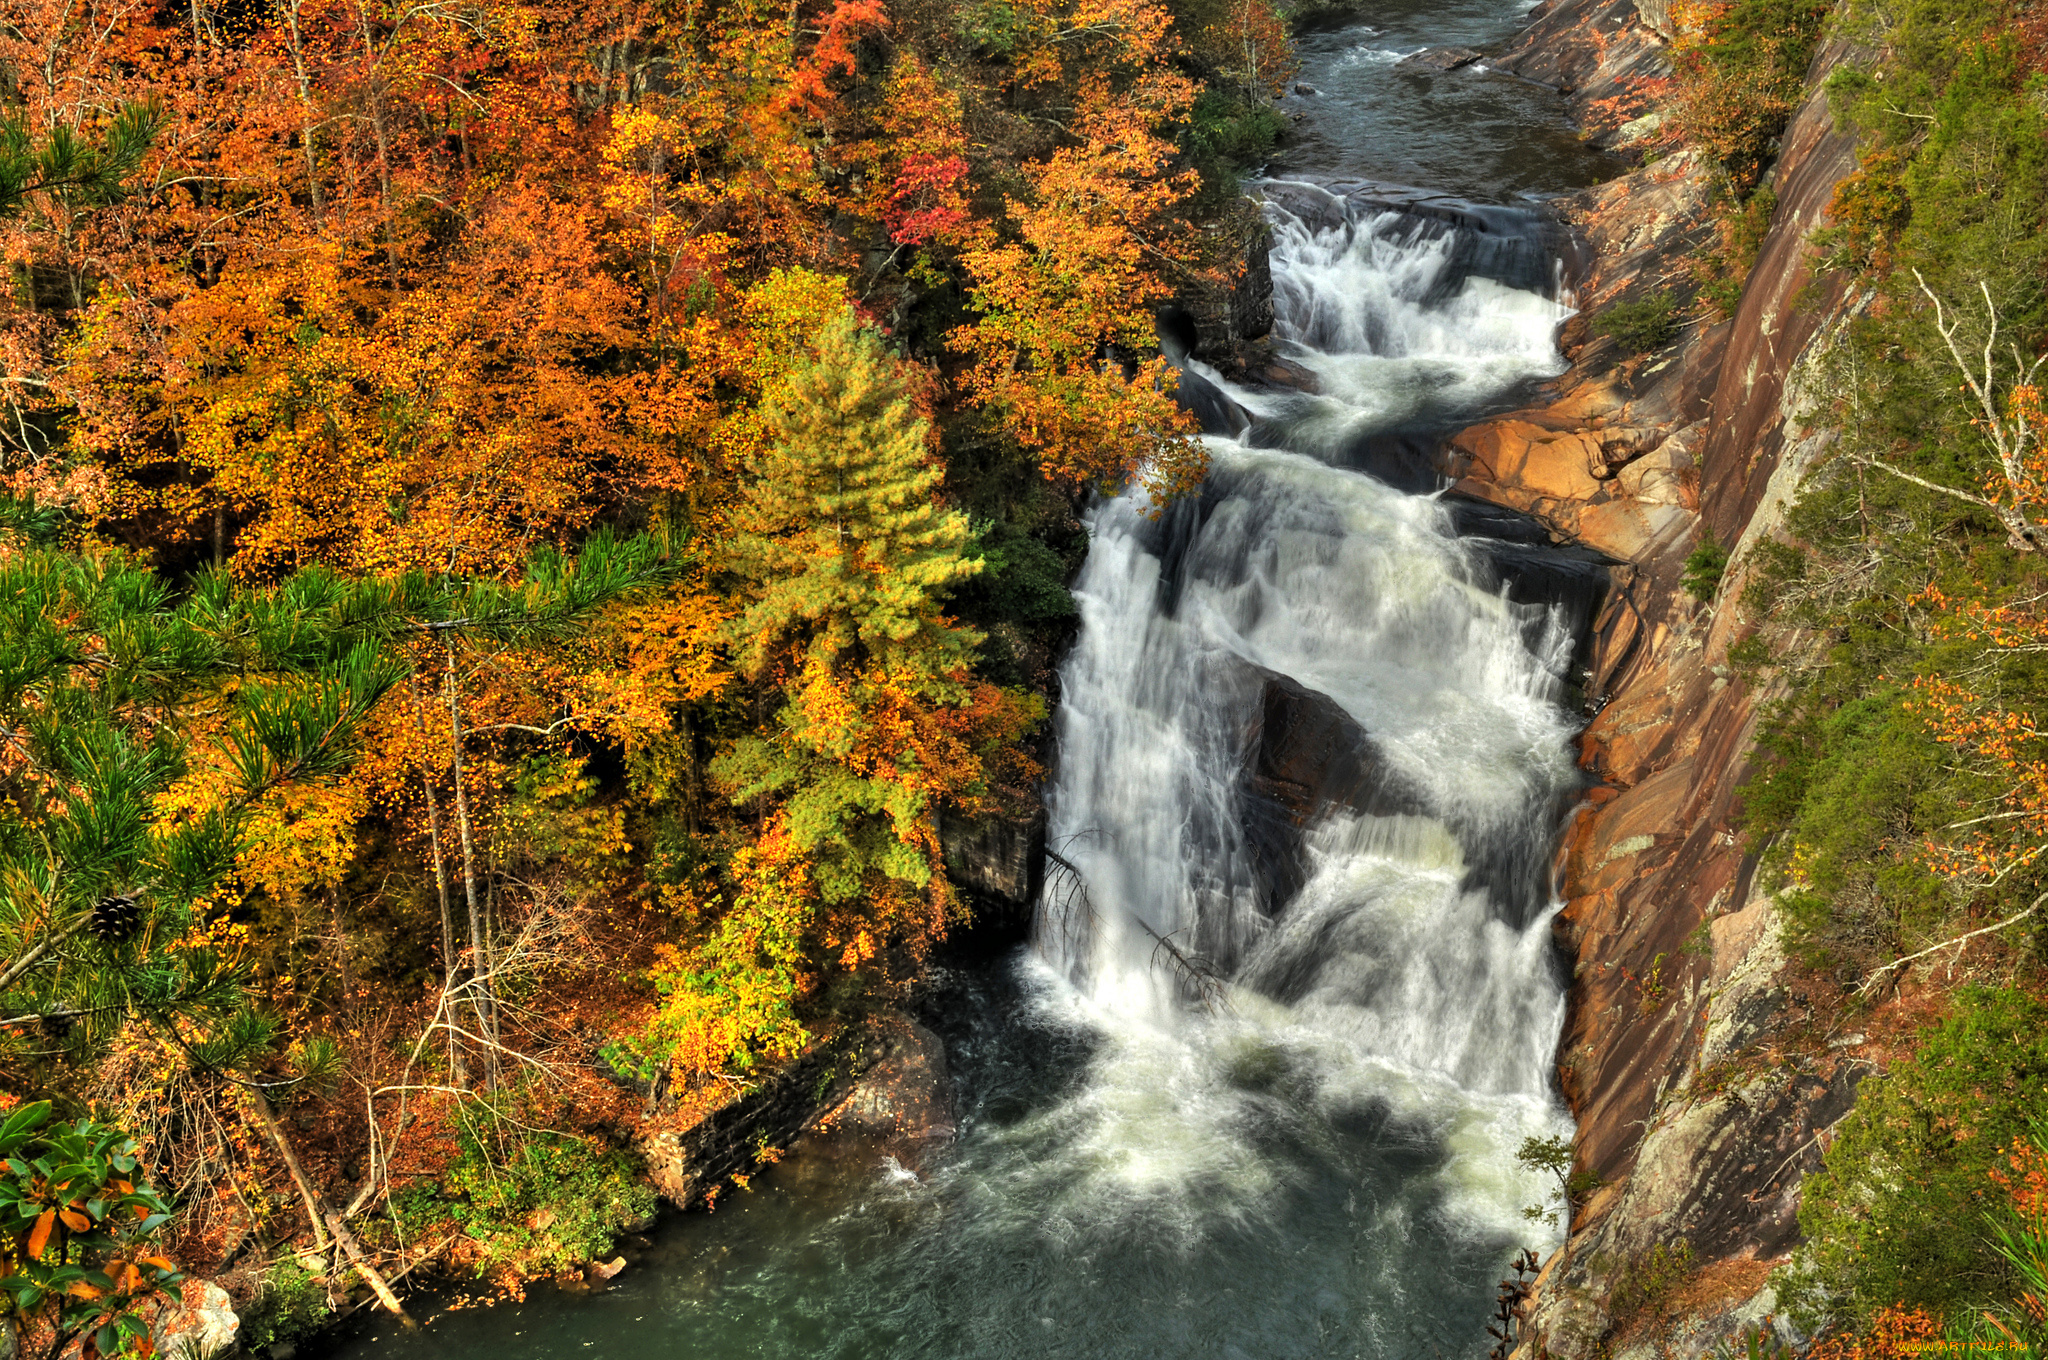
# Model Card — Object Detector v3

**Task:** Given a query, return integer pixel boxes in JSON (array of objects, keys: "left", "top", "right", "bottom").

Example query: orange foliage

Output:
[
  {"left": 0, "top": 0, "right": 1249, "bottom": 1141},
  {"left": 1805, "top": 1307, "right": 1946, "bottom": 1360}
]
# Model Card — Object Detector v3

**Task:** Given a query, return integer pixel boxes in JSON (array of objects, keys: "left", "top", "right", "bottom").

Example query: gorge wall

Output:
[{"left": 1440, "top": 11, "right": 1871, "bottom": 1355}]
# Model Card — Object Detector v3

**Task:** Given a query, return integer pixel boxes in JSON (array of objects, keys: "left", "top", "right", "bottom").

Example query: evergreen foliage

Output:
[
  {"left": 716, "top": 308, "right": 988, "bottom": 904},
  {"left": 1787, "top": 987, "right": 2048, "bottom": 1328},
  {"left": 0, "top": 533, "right": 404, "bottom": 1060},
  {"left": 724, "top": 307, "right": 983, "bottom": 682},
  {"left": 1591, "top": 291, "right": 1680, "bottom": 353},
  {"left": 0, "top": 102, "right": 162, "bottom": 221},
  {"left": 1681, "top": 531, "right": 1730, "bottom": 600}
]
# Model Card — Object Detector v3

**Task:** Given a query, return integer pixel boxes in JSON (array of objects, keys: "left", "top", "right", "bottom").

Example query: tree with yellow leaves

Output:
[{"left": 649, "top": 308, "right": 1038, "bottom": 1082}]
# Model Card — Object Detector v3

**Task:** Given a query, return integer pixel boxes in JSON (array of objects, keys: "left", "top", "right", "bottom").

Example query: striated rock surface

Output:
[
  {"left": 942, "top": 808, "right": 1046, "bottom": 936},
  {"left": 1442, "top": 7, "right": 1870, "bottom": 1356}
]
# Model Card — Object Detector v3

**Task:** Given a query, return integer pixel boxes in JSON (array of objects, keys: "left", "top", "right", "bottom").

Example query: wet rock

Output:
[
  {"left": 1450, "top": 8, "right": 1869, "bottom": 1355},
  {"left": 589, "top": 1256, "right": 627, "bottom": 1281},
  {"left": 940, "top": 808, "right": 1045, "bottom": 931},
  {"left": 1292, "top": 82, "right": 1317, "bottom": 94},
  {"left": 1235, "top": 672, "right": 1429, "bottom": 919},
  {"left": 1244, "top": 354, "right": 1321, "bottom": 393},
  {"left": 1162, "top": 210, "right": 1273, "bottom": 365},
  {"left": 638, "top": 1028, "right": 869, "bottom": 1206},
  {"left": 1492, "top": 0, "right": 1667, "bottom": 133},
  {"left": 816, "top": 1014, "right": 957, "bottom": 1156},
  {"left": 1399, "top": 45, "right": 1483, "bottom": 70},
  {"left": 1174, "top": 365, "right": 1253, "bottom": 436},
  {"left": 1257, "top": 179, "right": 1577, "bottom": 297}
]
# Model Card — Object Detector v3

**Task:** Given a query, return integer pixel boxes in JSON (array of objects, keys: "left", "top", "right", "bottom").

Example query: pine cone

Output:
[{"left": 90, "top": 894, "right": 142, "bottom": 944}]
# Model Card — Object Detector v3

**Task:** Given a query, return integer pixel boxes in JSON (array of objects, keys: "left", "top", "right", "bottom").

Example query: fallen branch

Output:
[
  {"left": 325, "top": 1211, "right": 417, "bottom": 1329},
  {"left": 1857, "top": 892, "right": 2048, "bottom": 996}
]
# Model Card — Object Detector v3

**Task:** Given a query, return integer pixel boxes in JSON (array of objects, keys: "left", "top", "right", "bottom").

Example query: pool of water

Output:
[{"left": 1274, "top": 0, "right": 1618, "bottom": 200}]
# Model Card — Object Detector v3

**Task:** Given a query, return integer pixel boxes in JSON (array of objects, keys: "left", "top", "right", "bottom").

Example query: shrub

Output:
[
  {"left": 1740, "top": 687, "right": 1951, "bottom": 975},
  {"left": 239, "top": 1257, "right": 332, "bottom": 1351},
  {"left": 1682, "top": 531, "right": 1730, "bottom": 599},
  {"left": 1610, "top": 1241, "right": 1697, "bottom": 1322},
  {"left": 1592, "top": 291, "right": 1681, "bottom": 353},
  {"left": 1694, "top": 184, "right": 1779, "bottom": 316},
  {"left": 395, "top": 1122, "right": 656, "bottom": 1275},
  {"left": 1667, "top": 0, "right": 1833, "bottom": 184},
  {"left": 1784, "top": 987, "right": 2048, "bottom": 1329}
]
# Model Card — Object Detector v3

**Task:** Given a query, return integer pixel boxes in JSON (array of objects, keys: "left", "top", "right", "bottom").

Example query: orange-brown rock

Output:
[{"left": 1452, "top": 13, "right": 1866, "bottom": 1360}]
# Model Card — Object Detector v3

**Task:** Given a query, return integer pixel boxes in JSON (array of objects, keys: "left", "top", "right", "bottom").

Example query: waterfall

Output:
[{"left": 1028, "top": 180, "right": 1588, "bottom": 1246}]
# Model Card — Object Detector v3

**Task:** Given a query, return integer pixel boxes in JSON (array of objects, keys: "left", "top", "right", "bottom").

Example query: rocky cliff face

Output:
[{"left": 1445, "top": 15, "right": 1871, "bottom": 1356}]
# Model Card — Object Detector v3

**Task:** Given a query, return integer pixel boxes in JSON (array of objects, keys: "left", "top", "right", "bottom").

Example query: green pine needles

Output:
[
  {"left": 0, "top": 506, "right": 668, "bottom": 1074},
  {"left": 724, "top": 306, "right": 983, "bottom": 681},
  {"left": 714, "top": 307, "right": 992, "bottom": 906}
]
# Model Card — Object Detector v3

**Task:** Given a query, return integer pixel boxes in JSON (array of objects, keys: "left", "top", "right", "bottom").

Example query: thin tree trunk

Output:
[
  {"left": 405, "top": 677, "right": 466, "bottom": 1083},
  {"left": 282, "top": 0, "right": 326, "bottom": 227},
  {"left": 247, "top": 1087, "right": 330, "bottom": 1253},
  {"left": 444, "top": 638, "right": 494, "bottom": 1072},
  {"left": 325, "top": 1211, "right": 416, "bottom": 1326},
  {"left": 353, "top": 1, "right": 401, "bottom": 286}
]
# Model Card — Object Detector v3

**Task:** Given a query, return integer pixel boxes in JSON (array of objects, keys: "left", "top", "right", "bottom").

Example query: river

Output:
[{"left": 320, "top": 4, "right": 1615, "bottom": 1357}]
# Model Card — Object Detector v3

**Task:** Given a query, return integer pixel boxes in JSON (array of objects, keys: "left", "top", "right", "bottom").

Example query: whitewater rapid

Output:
[{"left": 1031, "top": 187, "right": 1586, "bottom": 1252}]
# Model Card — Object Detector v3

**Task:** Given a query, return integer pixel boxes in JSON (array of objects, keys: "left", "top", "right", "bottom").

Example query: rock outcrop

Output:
[
  {"left": 637, "top": 1013, "right": 959, "bottom": 1206},
  {"left": 942, "top": 808, "right": 1046, "bottom": 938},
  {"left": 1441, "top": 9, "right": 1870, "bottom": 1355},
  {"left": 153, "top": 1281, "right": 241, "bottom": 1358},
  {"left": 812, "top": 1014, "right": 958, "bottom": 1168}
]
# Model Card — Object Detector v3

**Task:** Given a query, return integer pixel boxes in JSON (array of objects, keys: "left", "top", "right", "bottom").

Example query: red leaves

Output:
[{"left": 883, "top": 154, "right": 971, "bottom": 246}]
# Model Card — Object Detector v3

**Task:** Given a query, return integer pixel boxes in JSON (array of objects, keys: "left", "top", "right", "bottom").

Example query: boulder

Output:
[
  {"left": 1235, "top": 672, "right": 1430, "bottom": 925},
  {"left": 637, "top": 1028, "right": 868, "bottom": 1206},
  {"left": 155, "top": 1281, "right": 239, "bottom": 1358},
  {"left": 1399, "top": 45, "right": 1484, "bottom": 70},
  {"left": 816, "top": 1014, "right": 957, "bottom": 1155}
]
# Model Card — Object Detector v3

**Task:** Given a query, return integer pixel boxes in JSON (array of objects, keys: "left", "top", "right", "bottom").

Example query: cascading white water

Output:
[
  {"left": 1028, "top": 187, "right": 1585, "bottom": 1248},
  {"left": 313, "top": 9, "right": 1621, "bottom": 1358}
]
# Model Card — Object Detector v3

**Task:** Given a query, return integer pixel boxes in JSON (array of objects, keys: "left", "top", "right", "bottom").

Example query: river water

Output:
[{"left": 320, "top": 7, "right": 1614, "bottom": 1359}]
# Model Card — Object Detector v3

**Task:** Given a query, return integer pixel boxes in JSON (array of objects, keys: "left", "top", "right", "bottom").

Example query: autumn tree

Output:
[
  {"left": 649, "top": 308, "right": 1037, "bottom": 1081},
  {"left": 947, "top": 0, "right": 1212, "bottom": 502},
  {"left": 717, "top": 305, "right": 985, "bottom": 897}
]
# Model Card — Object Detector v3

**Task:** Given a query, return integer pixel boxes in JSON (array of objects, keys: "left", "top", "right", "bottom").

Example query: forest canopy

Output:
[{"left": 0, "top": 0, "right": 1295, "bottom": 1316}]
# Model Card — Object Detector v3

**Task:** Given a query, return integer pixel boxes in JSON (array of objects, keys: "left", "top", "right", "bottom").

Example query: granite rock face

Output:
[{"left": 1440, "top": 8, "right": 1870, "bottom": 1356}]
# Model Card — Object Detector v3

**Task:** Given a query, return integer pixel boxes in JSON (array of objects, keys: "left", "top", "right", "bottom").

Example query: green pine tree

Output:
[
  {"left": 724, "top": 306, "right": 983, "bottom": 680},
  {"left": 0, "top": 537, "right": 404, "bottom": 1058},
  {"left": 713, "top": 308, "right": 991, "bottom": 906},
  {"left": 0, "top": 101, "right": 161, "bottom": 220}
]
